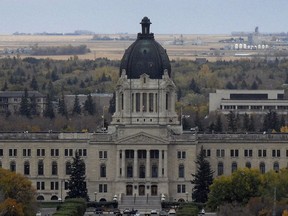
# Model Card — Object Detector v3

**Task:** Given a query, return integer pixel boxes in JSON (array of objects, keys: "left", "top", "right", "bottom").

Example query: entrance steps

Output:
[{"left": 118, "top": 195, "right": 161, "bottom": 213}]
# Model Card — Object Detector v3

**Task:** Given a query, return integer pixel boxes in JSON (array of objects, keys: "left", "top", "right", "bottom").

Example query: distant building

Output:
[
  {"left": 64, "top": 93, "right": 113, "bottom": 113},
  {"left": 209, "top": 89, "right": 288, "bottom": 114},
  {"left": 0, "top": 91, "right": 45, "bottom": 115}
]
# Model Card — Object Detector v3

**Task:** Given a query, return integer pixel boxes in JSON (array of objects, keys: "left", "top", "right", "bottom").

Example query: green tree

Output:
[
  {"left": 191, "top": 146, "right": 214, "bottom": 204},
  {"left": 30, "top": 76, "right": 38, "bottom": 90},
  {"left": 84, "top": 93, "right": 95, "bottom": 115},
  {"left": 67, "top": 151, "right": 89, "bottom": 201},
  {"left": 19, "top": 88, "right": 30, "bottom": 117},
  {"left": 58, "top": 92, "right": 68, "bottom": 118},
  {"left": 189, "top": 78, "right": 200, "bottom": 94},
  {"left": 243, "top": 113, "right": 250, "bottom": 131},
  {"left": 263, "top": 110, "right": 279, "bottom": 132},
  {"left": 207, "top": 168, "right": 262, "bottom": 210},
  {"left": 227, "top": 111, "right": 237, "bottom": 132},
  {"left": 214, "top": 115, "right": 223, "bottom": 132},
  {"left": 1, "top": 81, "right": 8, "bottom": 91},
  {"left": 44, "top": 94, "right": 55, "bottom": 119},
  {"left": 72, "top": 95, "right": 81, "bottom": 115},
  {"left": 29, "top": 94, "right": 38, "bottom": 116}
]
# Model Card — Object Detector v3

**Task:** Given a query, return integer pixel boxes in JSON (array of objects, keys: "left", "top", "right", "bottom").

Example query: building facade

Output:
[
  {"left": 0, "top": 18, "right": 287, "bottom": 206},
  {"left": 209, "top": 89, "right": 288, "bottom": 114}
]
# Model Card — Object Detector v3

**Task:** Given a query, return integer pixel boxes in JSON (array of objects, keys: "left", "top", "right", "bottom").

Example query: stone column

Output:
[
  {"left": 164, "top": 150, "right": 168, "bottom": 177},
  {"left": 133, "top": 150, "right": 138, "bottom": 178},
  {"left": 121, "top": 150, "right": 125, "bottom": 178},
  {"left": 146, "top": 150, "right": 150, "bottom": 178},
  {"left": 158, "top": 150, "right": 162, "bottom": 177}
]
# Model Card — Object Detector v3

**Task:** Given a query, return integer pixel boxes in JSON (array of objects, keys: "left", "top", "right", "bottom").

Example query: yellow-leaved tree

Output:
[{"left": 0, "top": 168, "right": 37, "bottom": 216}]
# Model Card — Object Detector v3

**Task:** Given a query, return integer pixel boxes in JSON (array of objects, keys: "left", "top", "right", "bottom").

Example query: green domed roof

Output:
[{"left": 120, "top": 17, "right": 171, "bottom": 79}]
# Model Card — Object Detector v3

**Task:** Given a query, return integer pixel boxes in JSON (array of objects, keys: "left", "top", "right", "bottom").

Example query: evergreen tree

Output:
[
  {"left": 251, "top": 80, "right": 258, "bottom": 90},
  {"left": 214, "top": 115, "right": 223, "bottom": 132},
  {"left": 58, "top": 93, "right": 68, "bottom": 118},
  {"left": 248, "top": 115, "right": 255, "bottom": 132},
  {"left": 30, "top": 94, "right": 38, "bottom": 116},
  {"left": 84, "top": 93, "right": 95, "bottom": 115},
  {"left": 194, "top": 111, "right": 203, "bottom": 131},
  {"left": 191, "top": 146, "right": 214, "bottom": 203},
  {"left": 30, "top": 76, "right": 38, "bottom": 90},
  {"left": 44, "top": 94, "right": 55, "bottom": 119},
  {"left": 189, "top": 78, "right": 200, "bottom": 94},
  {"left": 1, "top": 81, "right": 8, "bottom": 91},
  {"left": 263, "top": 110, "right": 279, "bottom": 132},
  {"left": 19, "top": 88, "right": 30, "bottom": 117},
  {"left": 67, "top": 151, "right": 89, "bottom": 201},
  {"left": 227, "top": 111, "right": 237, "bottom": 132},
  {"left": 243, "top": 113, "right": 250, "bottom": 131},
  {"left": 108, "top": 92, "right": 116, "bottom": 114},
  {"left": 72, "top": 95, "right": 81, "bottom": 115}
]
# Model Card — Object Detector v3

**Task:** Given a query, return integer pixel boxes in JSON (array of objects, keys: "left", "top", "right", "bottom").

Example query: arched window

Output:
[
  {"left": 100, "top": 164, "right": 106, "bottom": 177},
  {"left": 178, "top": 164, "right": 184, "bottom": 178},
  {"left": 232, "top": 162, "right": 237, "bottom": 173},
  {"left": 139, "top": 165, "right": 145, "bottom": 178},
  {"left": 217, "top": 162, "right": 224, "bottom": 176},
  {"left": 38, "top": 160, "right": 44, "bottom": 175},
  {"left": 245, "top": 162, "right": 251, "bottom": 169},
  {"left": 152, "top": 164, "right": 158, "bottom": 178},
  {"left": 37, "top": 195, "right": 44, "bottom": 201},
  {"left": 10, "top": 161, "right": 16, "bottom": 172},
  {"left": 260, "top": 162, "right": 266, "bottom": 174},
  {"left": 273, "top": 162, "right": 279, "bottom": 172},
  {"left": 66, "top": 161, "right": 71, "bottom": 175},
  {"left": 51, "top": 195, "right": 58, "bottom": 201},
  {"left": 52, "top": 161, "right": 58, "bottom": 175},
  {"left": 24, "top": 161, "right": 30, "bottom": 175}
]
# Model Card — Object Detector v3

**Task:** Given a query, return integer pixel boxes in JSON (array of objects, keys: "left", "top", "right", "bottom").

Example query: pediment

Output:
[{"left": 117, "top": 132, "right": 167, "bottom": 144}]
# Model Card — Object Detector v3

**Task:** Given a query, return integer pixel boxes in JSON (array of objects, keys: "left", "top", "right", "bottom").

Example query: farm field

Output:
[{"left": 0, "top": 34, "right": 251, "bottom": 61}]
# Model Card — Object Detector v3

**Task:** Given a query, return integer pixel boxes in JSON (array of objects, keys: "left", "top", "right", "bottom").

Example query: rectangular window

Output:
[
  {"left": 37, "top": 182, "right": 45, "bottom": 190},
  {"left": 272, "top": 149, "right": 281, "bottom": 157},
  {"left": 216, "top": 149, "right": 225, "bottom": 157},
  {"left": 0, "top": 149, "right": 3, "bottom": 156},
  {"left": 99, "top": 151, "right": 108, "bottom": 159},
  {"left": 244, "top": 149, "right": 253, "bottom": 157},
  {"left": 177, "top": 151, "right": 186, "bottom": 159},
  {"left": 203, "top": 149, "right": 211, "bottom": 157},
  {"left": 99, "top": 184, "right": 108, "bottom": 193},
  {"left": 65, "top": 149, "right": 73, "bottom": 157},
  {"left": 150, "top": 150, "right": 159, "bottom": 159},
  {"left": 177, "top": 184, "right": 186, "bottom": 193},
  {"left": 37, "top": 149, "right": 45, "bottom": 157},
  {"left": 258, "top": 149, "right": 267, "bottom": 157},
  {"left": 51, "top": 149, "right": 59, "bottom": 157},
  {"left": 50, "top": 181, "right": 59, "bottom": 190},
  {"left": 230, "top": 149, "right": 239, "bottom": 157},
  {"left": 9, "top": 149, "right": 17, "bottom": 157}
]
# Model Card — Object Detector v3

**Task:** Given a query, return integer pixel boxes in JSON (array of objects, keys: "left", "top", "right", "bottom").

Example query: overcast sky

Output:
[{"left": 0, "top": 0, "right": 287, "bottom": 35}]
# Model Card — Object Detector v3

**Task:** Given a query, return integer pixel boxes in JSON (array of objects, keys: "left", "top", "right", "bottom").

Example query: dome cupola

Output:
[{"left": 120, "top": 17, "right": 171, "bottom": 79}]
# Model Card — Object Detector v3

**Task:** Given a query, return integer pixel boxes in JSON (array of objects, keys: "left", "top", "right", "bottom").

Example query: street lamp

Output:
[
  {"left": 186, "top": 192, "right": 188, "bottom": 202},
  {"left": 94, "top": 192, "right": 97, "bottom": 202},
  {"left": 113, "top": 194, "right": 118, "bottom": 202},
  {"left": 161, "top": 194, "right": 166, "bottom": 202}
]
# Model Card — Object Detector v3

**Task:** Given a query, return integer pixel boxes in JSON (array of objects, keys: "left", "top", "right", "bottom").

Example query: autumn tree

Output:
[
  {"left": 67, "top": 151, "right": 89, "bottom": 201},
  {"left": 191, "top": 146, "right": 214, "bottom": 204},
  {"left": 0, "top": 168, "right": 37, "bottom": 216}
]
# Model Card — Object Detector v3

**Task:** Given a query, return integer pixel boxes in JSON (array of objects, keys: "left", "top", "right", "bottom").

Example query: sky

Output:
[{"left": 0, "top": 0, "right": 287, "bottom": 35}]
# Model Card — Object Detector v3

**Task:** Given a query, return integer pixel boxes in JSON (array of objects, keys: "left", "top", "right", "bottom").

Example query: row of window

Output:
[
  {"left": 7, "top": 161, "right": 73, "bottom": 176},
  {"left": 36, "top": 181, "right": 107, "bottom": 194},
  {"left": 217, "top": 161, "right": 280, "bottom": 176},
  {"left": 203, "top": 149, "right": 285, "bottom": 158},
  {"left": 1, "top": 148, "right": 87, "bottom": 157}
]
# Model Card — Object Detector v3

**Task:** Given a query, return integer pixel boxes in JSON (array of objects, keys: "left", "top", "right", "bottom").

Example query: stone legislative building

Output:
[{"left": 0, "top": 17, "right": 288, "bottom": 208}]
